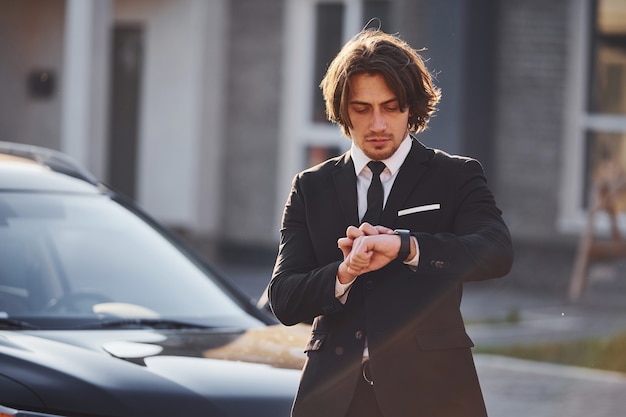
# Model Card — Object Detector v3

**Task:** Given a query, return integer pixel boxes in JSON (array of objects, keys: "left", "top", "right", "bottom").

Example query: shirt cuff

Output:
[{"left": 335, "top": 276, "right": 357, "bottom": 304}]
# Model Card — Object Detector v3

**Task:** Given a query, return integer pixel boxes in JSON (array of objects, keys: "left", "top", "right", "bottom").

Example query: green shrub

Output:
[{"left": 476, "top": 332, "right": 626, "bottom": 374}]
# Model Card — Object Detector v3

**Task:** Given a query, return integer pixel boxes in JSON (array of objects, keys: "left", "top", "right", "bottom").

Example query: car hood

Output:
[{"left": 0, "top": 324, "right": 310, "bottom": 417}]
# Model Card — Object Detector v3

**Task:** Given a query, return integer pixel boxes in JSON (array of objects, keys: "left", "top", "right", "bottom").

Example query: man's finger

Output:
[
  {"left": 359, "top": 222, "right": 380, "bottom": 236},
  {"left": 346, "top": 225, "right": 365, "bottom": 239},
  {"left": 374, "top": 225, "right": 394, "bottom": 234},
  {"left": 338, "top": 237, "right": 353, "bottom": 258}
]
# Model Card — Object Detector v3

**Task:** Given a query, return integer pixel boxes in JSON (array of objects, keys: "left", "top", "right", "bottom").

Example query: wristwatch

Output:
[{"left": 393, "top": 229, "right": 411, "bottom": 262}]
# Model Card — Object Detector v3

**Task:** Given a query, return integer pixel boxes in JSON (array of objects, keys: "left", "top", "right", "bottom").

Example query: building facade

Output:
[{"left": 2, "top": 0, "right": 625, "bottom": 294}]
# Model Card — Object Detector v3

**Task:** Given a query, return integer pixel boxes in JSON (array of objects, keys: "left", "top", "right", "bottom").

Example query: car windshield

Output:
[{"left": 0, "top": 192, "right": 261, "bottom": 329}]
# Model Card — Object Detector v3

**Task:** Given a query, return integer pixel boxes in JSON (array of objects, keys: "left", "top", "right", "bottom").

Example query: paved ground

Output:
[
  {"left": 476, "top": 355, "right": 626, "bottom": 417},
  {"left": 220, "top": 263, "right": 626, "bottom": 417}
]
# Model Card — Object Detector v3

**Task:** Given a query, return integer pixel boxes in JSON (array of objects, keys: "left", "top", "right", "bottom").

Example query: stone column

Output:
[{"left": 60, "top": 0, "right": 112, "bottom": 178}]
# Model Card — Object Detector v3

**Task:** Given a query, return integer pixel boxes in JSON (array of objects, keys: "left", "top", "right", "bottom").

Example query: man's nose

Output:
[{"left": 370, "top": 108, "right": 387, "bottom": 131}]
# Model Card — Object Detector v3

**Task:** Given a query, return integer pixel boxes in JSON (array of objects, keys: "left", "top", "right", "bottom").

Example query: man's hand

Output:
[{"left": 337, "top": 223, "right": 399, "bottom": 281}]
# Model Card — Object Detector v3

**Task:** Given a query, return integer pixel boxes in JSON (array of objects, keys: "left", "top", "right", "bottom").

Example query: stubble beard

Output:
[{"left": 362, "top": 137, "right": 400, "bottom": 161}]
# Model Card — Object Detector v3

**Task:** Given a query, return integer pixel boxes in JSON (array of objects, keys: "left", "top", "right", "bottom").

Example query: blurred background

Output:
[{"left": 2, "top": 0, "right": 626, "bottom": 300}]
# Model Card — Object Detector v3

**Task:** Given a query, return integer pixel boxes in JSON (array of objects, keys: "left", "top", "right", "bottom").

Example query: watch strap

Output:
[{"left": 394, "top": 229, "right": 411, "bottom": 262}]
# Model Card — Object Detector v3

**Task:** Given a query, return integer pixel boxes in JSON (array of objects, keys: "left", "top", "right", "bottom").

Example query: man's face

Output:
[{"left": 346, "top": 73, "right": 409, "bottom": 161}]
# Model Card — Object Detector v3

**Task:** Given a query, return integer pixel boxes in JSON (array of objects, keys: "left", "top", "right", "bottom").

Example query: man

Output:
[{"left": 268, "top": 29, "right": 513, "bottom": 417}]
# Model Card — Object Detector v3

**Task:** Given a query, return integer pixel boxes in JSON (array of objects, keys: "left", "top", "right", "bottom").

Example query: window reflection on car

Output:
[{"left": 0, "top": 192, "right": 262, "bottom": 329}]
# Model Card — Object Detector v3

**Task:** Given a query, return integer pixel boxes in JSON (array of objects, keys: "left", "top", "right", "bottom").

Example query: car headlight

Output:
[{"left": 0, "top": 405, "right": 68, "bottom": 417}]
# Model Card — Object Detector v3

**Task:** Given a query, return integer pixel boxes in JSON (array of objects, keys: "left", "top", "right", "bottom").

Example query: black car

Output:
[{"left": 0, "top": 141, "right": 306, "bottom": 417}]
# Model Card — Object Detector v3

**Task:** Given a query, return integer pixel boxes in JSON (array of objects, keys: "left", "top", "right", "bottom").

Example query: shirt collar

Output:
[{"left": 351, "top": 134, "right": 413, "bottom": 176}]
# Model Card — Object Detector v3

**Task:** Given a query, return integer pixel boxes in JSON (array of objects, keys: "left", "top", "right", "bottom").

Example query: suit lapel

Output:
[
  {"left": 381, "top": 138, "right": 433, "bottom": 227},
  {"left": 332, "top": 152, "right": 359, "bottom": 226}
]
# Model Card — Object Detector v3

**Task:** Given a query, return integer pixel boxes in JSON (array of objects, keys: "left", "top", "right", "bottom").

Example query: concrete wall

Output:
[
  {"left": 395, "top": 0, "right": 468, "bottom": 155},
  {"left": 221, "top": 0, "right": 285, "bottom": 257},
  {"left": 494, "top": 1, "right": 571, "bottom": 242},
  {"left": 493, "top": 0, "right": 578, "bottom": 291},
  {"left": 0, "top": 0, "right": 65, "bottom": 149}
]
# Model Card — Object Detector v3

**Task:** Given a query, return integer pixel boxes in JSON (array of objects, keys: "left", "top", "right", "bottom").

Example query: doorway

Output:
[{"left": 107, "top": 25, "right": 143, "bottom": 200}]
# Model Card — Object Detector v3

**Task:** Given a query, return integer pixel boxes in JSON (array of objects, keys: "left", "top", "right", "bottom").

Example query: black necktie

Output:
[{"left": 362, "top": 161, "right": 386, "bottom": 225}]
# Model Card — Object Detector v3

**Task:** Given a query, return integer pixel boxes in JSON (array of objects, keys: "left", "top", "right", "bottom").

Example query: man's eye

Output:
[
  {"left": 385, "top": 106, "right": 399, "bottom": 112},
  {"left": 353, "top": 107, "right": 368, "bottom": 114}
]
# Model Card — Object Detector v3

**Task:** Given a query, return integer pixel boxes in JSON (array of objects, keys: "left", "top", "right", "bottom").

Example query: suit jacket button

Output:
[
  {"left": 365, "top": 281, "right": 375, "bottom": 290},
  {"left": 335, "top": 347, "right": 344, "bottom": 356},
  {"left": 430, "top": 260, "right": 449, "bottom": 269},
  {"left": 355, "top": 330, "right": 364, "bottom": 340}
]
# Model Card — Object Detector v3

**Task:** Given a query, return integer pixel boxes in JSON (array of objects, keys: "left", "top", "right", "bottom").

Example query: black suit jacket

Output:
[{"left": 269, "top": 138, "right": 513, "bottom": 417}]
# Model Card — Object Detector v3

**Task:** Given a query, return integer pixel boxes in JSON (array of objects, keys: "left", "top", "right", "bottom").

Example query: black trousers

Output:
[{"left": 345, "top": 361, "right": 384, "bottom": 417}]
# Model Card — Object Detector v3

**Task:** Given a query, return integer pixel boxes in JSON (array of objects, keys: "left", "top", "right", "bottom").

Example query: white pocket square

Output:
[{"left": 398, "top": 204, "right": 441, "bottom": 217}]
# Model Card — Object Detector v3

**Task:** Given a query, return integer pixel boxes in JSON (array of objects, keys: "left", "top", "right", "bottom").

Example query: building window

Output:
[
  {"left": 306, "top": 144, "right": 343, "bottom": 166},
  {"left": 583, "top": 0, "right": 626, "bottom": 209},
  {"left": 589, "top": 0, "right": 626, "bottom": 115},
  {"left": 312, "top": 3, "right": 345, "bottom": 123}
]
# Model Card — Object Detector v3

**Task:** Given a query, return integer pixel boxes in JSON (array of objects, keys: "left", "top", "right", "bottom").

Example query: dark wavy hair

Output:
[{"left": 320, "top": 29, "right": 441, "bottom": 137}]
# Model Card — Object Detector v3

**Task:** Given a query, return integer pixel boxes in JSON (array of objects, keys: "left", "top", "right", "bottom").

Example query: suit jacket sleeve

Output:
[
  {"left": 269, "top": 172, "right": 346, "bottom": 326},
  {"left": 411, "top": 157, "right": 513, "bottom": 282}
]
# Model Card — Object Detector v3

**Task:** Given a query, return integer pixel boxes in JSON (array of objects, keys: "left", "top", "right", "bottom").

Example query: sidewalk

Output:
[
  {"left": 462, "top": 282, "right": 626, "bottom": 347},
  {"left": 476, "top": 354, "right": 626, "bottom": 417},
  {"left": 221, "top": 264, "right": 626, "bottom": 417},
  {"left": 461, "top": 282, "right": 626, "bottom": 417}
]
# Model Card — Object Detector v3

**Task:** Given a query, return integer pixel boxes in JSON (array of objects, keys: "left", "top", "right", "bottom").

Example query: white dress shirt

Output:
[{"left": 335, "top": 135, "right": 420, "bottom": 303}]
